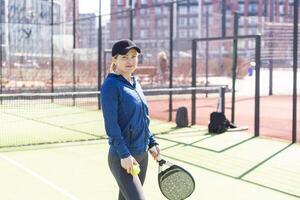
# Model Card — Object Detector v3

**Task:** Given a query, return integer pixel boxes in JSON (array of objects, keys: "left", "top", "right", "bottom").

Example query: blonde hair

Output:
[
  {"left": 158, "top": 51, "right": 167, "bottom": 60},
  {"left": 110, "top": 56, "right": 117, "bottom": 72},
  {"left": 110, "top": 50, "right": 139, "bottom": 72},
  {"left": 110, "top": 63, "right": 117, "bottom": 72}
]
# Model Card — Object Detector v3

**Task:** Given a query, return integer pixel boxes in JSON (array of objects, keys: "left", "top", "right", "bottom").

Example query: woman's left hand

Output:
[{"left": 149, "top": 145, "right": 160, "bottom": 161}]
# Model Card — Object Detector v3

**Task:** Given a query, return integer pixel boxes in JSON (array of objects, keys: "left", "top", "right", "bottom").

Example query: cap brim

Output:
[{"left": 119, "top": 46, "right": 141, "bottom": 55}]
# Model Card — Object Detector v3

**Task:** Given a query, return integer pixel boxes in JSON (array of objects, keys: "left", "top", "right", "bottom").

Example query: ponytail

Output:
[
  {"left": 110, "top": 63, "right": 116, "bottom": 72},
  {"left": 110, "top": 56, "right": 117, "bottom": 72}
]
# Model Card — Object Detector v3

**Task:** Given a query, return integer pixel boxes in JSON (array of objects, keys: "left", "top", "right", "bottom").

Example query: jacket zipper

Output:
[{"left": 133, "top": 87, "right": 148, "bottom": 149}]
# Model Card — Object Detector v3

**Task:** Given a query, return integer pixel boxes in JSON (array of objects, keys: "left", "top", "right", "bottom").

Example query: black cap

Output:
[{"left": 112, "top": 39, "right": 141, "bottom": 57}]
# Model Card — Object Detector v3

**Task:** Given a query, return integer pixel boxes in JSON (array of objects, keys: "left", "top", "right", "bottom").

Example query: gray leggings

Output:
[{"left": 108, "top": 151, "right": 148, "bottom": 200}]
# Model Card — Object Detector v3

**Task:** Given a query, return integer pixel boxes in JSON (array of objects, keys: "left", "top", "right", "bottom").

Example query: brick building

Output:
[{"left": 109, "top": 0, "right": 199, "bottom": 53}]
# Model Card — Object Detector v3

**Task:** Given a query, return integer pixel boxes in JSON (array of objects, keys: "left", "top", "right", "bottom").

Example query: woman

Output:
[
  {"left": 101, "top": 39, "right": 160, "bottom": 200},
  {"left": 157, "top": 51, "right": 168, "bottom": 83}
]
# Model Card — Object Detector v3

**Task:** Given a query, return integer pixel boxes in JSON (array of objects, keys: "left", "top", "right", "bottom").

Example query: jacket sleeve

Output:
[
  {"left": 148, "top": 132, "right": 158, "bottom": 149},
  {"left": 101, "top": 83, "right": 130, "bottom": 159}
]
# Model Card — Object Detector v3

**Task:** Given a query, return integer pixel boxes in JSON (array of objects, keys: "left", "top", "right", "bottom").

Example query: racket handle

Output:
[{"left": 156, "top": 155, "right": 166, "bottom": 166}]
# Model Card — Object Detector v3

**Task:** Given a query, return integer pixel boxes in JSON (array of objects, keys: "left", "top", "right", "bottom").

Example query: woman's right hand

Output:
[{"left": 121, "top": 155, "right": 138, "bottom": 174}]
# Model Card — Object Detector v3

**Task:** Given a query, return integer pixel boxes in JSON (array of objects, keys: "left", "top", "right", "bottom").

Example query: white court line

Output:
[{"left": 0, "top": 154, "right": 80, "bottom": 200}]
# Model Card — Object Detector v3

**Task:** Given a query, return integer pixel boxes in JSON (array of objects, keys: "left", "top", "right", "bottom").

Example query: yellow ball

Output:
[{"left": 131, "top": 164, "right": 140, "bottom": 176}]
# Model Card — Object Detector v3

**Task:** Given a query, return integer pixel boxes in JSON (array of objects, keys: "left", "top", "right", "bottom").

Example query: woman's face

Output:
[{"left": 113, "top": 49, "right": 138, "bottom": 76}]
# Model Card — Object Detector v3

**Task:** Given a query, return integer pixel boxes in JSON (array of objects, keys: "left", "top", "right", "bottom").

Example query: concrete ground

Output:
[{"left": 0, "top": 120, "right": 300, "bottom": 200}]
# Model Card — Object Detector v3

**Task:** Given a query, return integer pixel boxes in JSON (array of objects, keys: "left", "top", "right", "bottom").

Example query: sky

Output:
[{"left": 79, "top": 0, "right": 111, "bottom": 15}]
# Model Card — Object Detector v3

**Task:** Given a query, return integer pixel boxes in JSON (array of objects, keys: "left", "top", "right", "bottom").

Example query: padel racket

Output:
[{"left": 157, "top": 158, "right": 195, "bottom": 200}]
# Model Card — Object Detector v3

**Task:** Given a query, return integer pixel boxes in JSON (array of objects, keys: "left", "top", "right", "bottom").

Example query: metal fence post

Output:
[
  {"left": 292, "top": 0, "right": 298, "bottom": 143},
  {"left": 231, "top": 12, "right": 239, "bottom": 123},
  {"left": 129, "top": 0, "right": 133, "bottom": 40},
  {"left": 168, "top": 2, "right": 174, "bottom": 122},
  {"left": 191, "top": 39, "right": 197, "bottom": 125},
  {"left": 98, "top": 0, "right": 102, "bottom": 110},
  {"left": 0, "top": 7, "right": 2, "bottom": 104},
  {"left": 255, "top": 35, "right": 261, "bottom": 137},
  {"left": 51, "top": 0, "right": 54, "bottom": 100},
  {"left": 72, "top": 0, "right": 76, "bottom": 106}
]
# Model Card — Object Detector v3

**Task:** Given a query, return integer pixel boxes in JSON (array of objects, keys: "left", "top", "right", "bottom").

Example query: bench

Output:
[{"left": 134, "top": 66, "right": 157, "bottom": 85}]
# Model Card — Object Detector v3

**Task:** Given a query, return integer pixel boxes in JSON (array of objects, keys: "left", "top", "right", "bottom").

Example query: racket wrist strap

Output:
[{"left": 158, "top": 159, "right": 166, "bottom": 166}]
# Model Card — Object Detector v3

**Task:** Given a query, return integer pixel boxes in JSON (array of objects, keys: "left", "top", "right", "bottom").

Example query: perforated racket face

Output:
[{"left": 158, "top": 165, "right": 195, "bottom": 200}]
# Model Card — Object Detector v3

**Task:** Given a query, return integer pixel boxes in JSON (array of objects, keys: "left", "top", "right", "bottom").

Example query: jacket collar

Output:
[{"left": 107, "top": 73, "right": 136, "bottom": 88}]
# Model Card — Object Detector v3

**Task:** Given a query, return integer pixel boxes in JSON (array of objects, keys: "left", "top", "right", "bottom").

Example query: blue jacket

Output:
[{"left": 101, "top": 73, "right": 157, "bottom": 158}]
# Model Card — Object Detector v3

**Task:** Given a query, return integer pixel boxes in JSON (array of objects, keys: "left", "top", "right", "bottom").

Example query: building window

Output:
[
  {"left": 141, "top": 0, "right": 147, "bottom": 5},
  {"left": 164, "top": 30, "right": 168, "bottom": 37},
  {"left": 249, "top": 4, "right": 258, "bottom": 13},
  {"left": 248, "top": 17, "right": 258, "bottom": 26},
  {"left": 238, "top": 3, "right": 244, "bottom": 12},
  {"left": 145, "top": 20, "right": 150, "bottom": 27},
  {"left": 117, "top": 7, "right": 123, "bottom": 16},
  {"left": 189, "top": 30, "right": 198, "bottom": 38},
  {"left": 238, "top": 40, "right": 245, "bottom": 49},
  {"left": 239, "top": 28, "right": 245, "bottom": 35},
  {"left": 179, "top": 30, "right": 187, "bottom": 38},
  {"left": 133, "top": 18, "right": 136, "bottom": 26},
  {"left": 155, "top": 7, "right": 161, "bottom": 15},
  {"left": 179, "top": 17, "right": 187, "bottom": 26},
  {"left": 279, "top": 5, "right": 285, "bottom": 15},
  {"left": 117, "top": 20, "right": 122, "bottom": 27},
  {"left": 248, "top": 40, "right": 255, "bottom": 49},
  {"left": 163, "top": 18, "right": 168, "bottom": 26},
  {"left": 140, "top": 29, "right": 146, "bottom": 38},
  {"left": 162, "top": 7, "right": 168, "bottom": 15},
  {"left": 189, "top": 17, "right": 198, "bottom": 26},
  {"left": 249, "top": 28, "right": 257, "bottom": 35},
  {"left": 189, "top": 6, "right": 198, "bottom": 14},
  {"left": 179, "top": 6, "right": 188, "bottom": 14},
  {"left": 157, "top": 30, "right": 161, "bottom": 37},
  {"left": 157, "top": 19, "right": 161, "bottom": 26},
  {"left": 140, "top": 19, "right": 145, "bottom": 27},
  {"left": 118, "top": 0, "right": 123, "bottom": 6}
]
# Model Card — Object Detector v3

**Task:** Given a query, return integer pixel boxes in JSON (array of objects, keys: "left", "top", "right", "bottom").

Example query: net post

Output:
[{"left": 220, "top": 86, "right": 225, "bottom": 114}]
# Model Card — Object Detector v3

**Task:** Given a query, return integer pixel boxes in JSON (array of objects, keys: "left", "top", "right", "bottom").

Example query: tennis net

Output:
[
  {"left": 0, "top": 86, "right": 227, "bottom": 149},
  {"left": 0, "top": 91, "right": 104, "bottom": 149}
]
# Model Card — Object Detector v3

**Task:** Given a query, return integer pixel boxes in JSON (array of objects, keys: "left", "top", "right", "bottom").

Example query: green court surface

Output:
[
  {"left": 1, "top": 111, "right": 300, "bottom": 199},
  {"left": 0, "top": 103, "right": 105, "bottom": 148}
]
